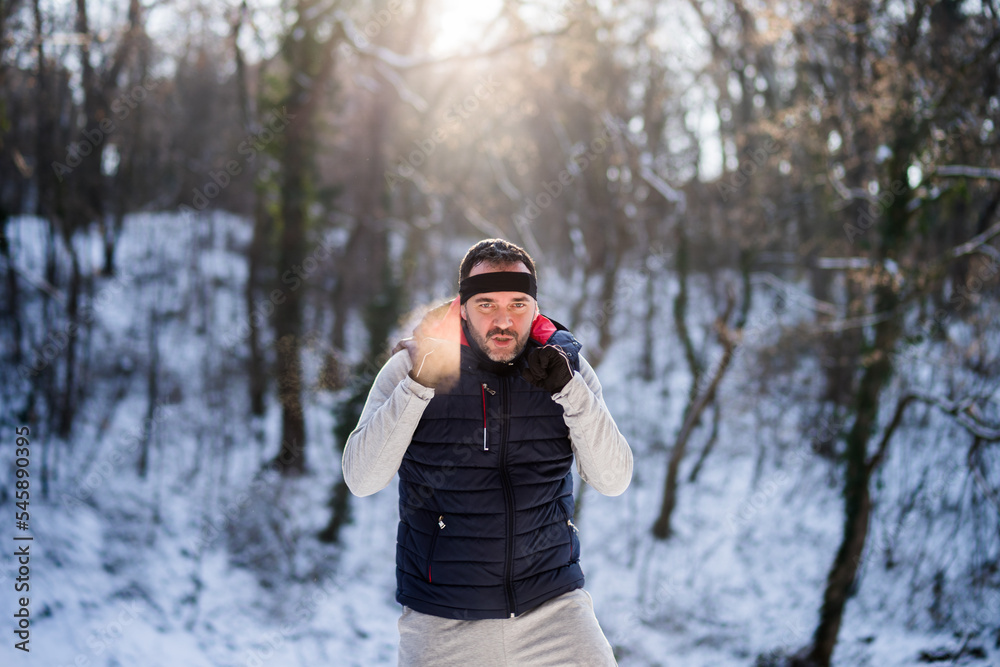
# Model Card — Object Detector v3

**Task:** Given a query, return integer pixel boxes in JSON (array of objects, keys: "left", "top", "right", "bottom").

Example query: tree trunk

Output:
[
  {"left": 639, "top": 267, "right": 657, "bottom": 382},
  {"left": 688, "top": 251, "right": 752, "bottom": 484},
  {"left": 245, "top": 205, "right": 268, "bottom": 416},
  {"left": 803, "top": 284, "right": 900, "bottom": 667},
  {"left": 56, "top": 244, "right": 80, "bottom": 438},
  {"left": 653, "top": 292, "right": 736, "bottom": 539},
  {"left": 268, "top": 1, "right": 339, "bottom": 475},
  {"left": 687, "top": 403, "right": 721, "bottom": 483},
  {"left": 1, "top": 217, "right": 22, "bottom": 363},
  {"left": 230, "top": 4, "right": 266, "bottom": 416},
  {"left": 271, "top": 117, "right": 308, "bottom": 471},
  {"left": 138, "top": 309, "right": 159, "bottom": 478},
  {"left": 802, "top": 138, "right": 913, "bottom": 664}
]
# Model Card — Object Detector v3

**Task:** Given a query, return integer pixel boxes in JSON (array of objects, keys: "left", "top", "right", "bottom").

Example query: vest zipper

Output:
[
  {"left": 427, "top": 514, "right": 445, "bottom": 583},
  {"left": 498, "top": 375, "right": 517, "bottom": 617},
  {"left": 567, "top": 517, "right": 579, "bottom": 564},
  {"left": 481, "top": 383, "right": 495, "bottom": 451}
]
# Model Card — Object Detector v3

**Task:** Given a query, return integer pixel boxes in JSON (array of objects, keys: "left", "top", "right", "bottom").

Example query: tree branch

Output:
[
  {"left": 949, "top": 216, "right": 1000, "bottom": 261},
  {"left": 935, "top": 165, "right": 1000, "bottom": 181},
  {"left": 0, "top": 255, "right": 65, "bottom": 305},
  {"left": 867, "top": 395, "right": 916, "bottom": 474},
  {"left": 969, "top": 438, "right": 1000, "bottom": 517},
  {"left": 337, "top": 10, "right": 572, "bottom": 70},
  {"left": 868, "top": 393, "right": 1000, "bottom": 475}
]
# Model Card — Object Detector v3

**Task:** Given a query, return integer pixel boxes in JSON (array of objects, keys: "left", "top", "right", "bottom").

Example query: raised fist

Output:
[
  {"left": 521, "top": 345, "right": 574, "bottom": 394},
  {"left": 400, "top": 336, "right": 461, "bottom": 391},
  {"left": 394, "top": 297, "right": 463, "bottom": 391}
]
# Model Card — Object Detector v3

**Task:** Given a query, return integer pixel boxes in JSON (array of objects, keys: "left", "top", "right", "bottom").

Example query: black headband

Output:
[{"left": 459, "top": 272, "right": 537, "bottom": 304}]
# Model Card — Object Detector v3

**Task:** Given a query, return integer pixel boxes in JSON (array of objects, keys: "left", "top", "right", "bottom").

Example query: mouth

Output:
[{"left": 488, "top": 331, "right": 517, "bottom": 349}]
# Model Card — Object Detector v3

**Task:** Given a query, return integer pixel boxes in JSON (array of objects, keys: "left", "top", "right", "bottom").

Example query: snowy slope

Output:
[{"left": 1, "top": 212, "right": 996, "bottom": 667}]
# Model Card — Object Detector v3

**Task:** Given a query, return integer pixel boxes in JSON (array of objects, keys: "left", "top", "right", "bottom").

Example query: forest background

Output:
[{"left": 1, "top": 0, "right": 1000, "bottom": 665}]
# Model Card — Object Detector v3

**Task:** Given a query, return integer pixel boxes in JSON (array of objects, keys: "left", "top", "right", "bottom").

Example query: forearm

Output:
[
  {"left": 342, "top": 351, "right": 435, "bottom": 497},
  {"left": 553, "top": 358, "right": 633, "bottom": 496}
]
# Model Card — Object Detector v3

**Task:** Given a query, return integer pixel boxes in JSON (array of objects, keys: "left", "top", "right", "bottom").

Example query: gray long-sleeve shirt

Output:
[{"left": 342, "top": 349, "right": 633, "bottom": 498}]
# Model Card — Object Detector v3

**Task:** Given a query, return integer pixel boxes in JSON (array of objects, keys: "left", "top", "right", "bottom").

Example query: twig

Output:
[
  {"left": 373, "top": 61, "right": 428, "bottom": 112},
  {"left": 0, "top": 256, "right": 65, "bottom": 305},
  {"left": 807, "top": 309, "right": 897, "bottom": 334},
  {"left": 969, "top": 438, "right": 1000, "bottom": 518},
  {"left": 753, "top": 272, "right": 839, "bottom": 316},
  {"left": 869, "top": 393, "right": 1000, "bottom": 476},
  {"left": 828, "top": 171, "right": 880, "bottom": 208},
  {"left": 867, "top": 395, "right": 916, "bottom": 474},
  {"left": 639, "top": 165, "right": 687, "bottom": 212},
  {"left": 337, "top": 10, "right": 572, "bottom": 70},
  {"left": 949, "top": 217, "right": 1000, "bottom": 261},
  {"left": 935, "top": 165, "right": 1000, "bottom": 181}
]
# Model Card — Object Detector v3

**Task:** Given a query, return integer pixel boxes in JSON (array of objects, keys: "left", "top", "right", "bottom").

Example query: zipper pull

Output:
[
  {"left": 438, "top": 515, "right": 446, "bottom": 530},
  {"left": 567, "top": 519, "right": 579, "bottom": 534},
  {"left": 482, "top": 383, "right": 495, "bottom": 451}
]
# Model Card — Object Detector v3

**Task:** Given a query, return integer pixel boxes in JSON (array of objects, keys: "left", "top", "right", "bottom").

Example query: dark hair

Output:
[{"left": 458, "top": 239, "right": 537, "bottom": 284}]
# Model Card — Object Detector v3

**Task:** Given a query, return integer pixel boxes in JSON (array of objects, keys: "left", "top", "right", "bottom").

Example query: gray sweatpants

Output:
[{"left": 397, "top": 588, "right": 618, "bottom": 666}]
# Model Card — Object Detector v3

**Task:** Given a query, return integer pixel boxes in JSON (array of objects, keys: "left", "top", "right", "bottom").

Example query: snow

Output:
[{"left": 1, "top": 212, "right": 996, "bottom": 666}]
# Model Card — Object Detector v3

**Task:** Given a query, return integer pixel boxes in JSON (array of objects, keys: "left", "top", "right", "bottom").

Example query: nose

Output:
[{"left": 493, "top": 311, "right": 513, "bottom": 328}]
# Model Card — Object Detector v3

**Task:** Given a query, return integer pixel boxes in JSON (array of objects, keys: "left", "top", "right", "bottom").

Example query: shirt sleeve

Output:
[
  {"left": 341, "top": 350, "right": 435, "bottom": 497},
  {"left": 552, "top": 355, "right": 633, "bottom": 496}
]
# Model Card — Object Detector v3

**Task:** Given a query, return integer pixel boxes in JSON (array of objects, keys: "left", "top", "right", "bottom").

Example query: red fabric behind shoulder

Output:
[{"left": 530, "top": 315, "right": 557, "bottom": 344}]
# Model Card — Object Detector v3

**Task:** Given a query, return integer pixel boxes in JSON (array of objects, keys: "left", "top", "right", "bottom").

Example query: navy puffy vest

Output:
[{"left": 395, "top": 318, "right": 584, "bottom": 620}]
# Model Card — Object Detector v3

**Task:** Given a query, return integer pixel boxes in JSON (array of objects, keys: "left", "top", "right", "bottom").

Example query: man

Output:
[{"left": 343, "top": 239, "right": 632, "bottom": 666}]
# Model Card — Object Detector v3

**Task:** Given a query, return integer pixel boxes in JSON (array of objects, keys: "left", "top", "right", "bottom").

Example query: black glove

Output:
[{"left": 521, "top": 345, "right": 574, "bottom": 394}]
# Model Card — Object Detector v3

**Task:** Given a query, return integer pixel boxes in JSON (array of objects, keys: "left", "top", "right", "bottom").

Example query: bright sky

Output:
[{"left": 426, "top": 0, "right": 505, "bottom": 55}]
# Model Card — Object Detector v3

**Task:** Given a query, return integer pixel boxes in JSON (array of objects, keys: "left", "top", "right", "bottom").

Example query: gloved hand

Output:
[{"left": 521, "top": 345, "right": 574, "bottom": 394}]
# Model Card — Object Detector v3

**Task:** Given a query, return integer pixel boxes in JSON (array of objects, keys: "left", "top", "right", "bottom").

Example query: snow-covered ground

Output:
[{"left": 1, "top": 212, "right": 996, "bottom": 666}]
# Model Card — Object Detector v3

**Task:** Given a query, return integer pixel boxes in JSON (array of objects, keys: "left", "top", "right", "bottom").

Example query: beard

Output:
[{"left": 468, "top": 325, "right": 528, "bottom": 363}]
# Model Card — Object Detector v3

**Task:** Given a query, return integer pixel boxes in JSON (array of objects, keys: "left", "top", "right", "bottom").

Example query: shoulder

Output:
[{"left": 535, "top": 317, "right": 582, "bottom": 371}]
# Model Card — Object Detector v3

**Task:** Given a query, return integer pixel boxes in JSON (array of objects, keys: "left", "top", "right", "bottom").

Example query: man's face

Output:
[{"left": 461, "top": 262, "right": 538, "bottom": 363}]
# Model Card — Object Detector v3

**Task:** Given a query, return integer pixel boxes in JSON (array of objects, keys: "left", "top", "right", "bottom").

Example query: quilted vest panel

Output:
[{"left": 395, "top": 322, "right": 585, "bottom": 619}]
